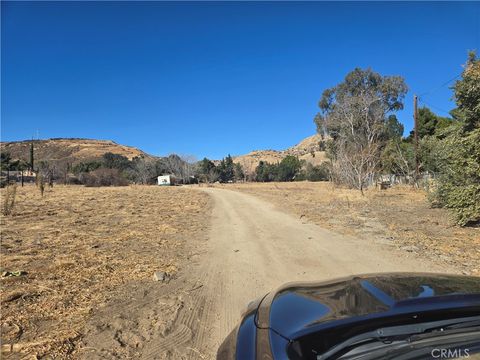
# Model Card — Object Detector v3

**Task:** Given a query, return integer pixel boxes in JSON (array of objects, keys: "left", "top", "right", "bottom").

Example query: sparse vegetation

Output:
[
  {"left": 38, "top": 173, "right": 45, "bottom": 197},
  {"left": 2, "top": 183, "right": 16, "bottom": 216},
  {"left": 0, "top": 185, "right": 211, "bottom": 358},
  {"left": 81, "top": 168, "right": 129, "bottom": 187}
]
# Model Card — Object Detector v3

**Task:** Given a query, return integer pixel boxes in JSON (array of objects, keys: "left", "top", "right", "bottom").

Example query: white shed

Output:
[{"left": 157, "top": 175, "right": 176, "bottom": 186}]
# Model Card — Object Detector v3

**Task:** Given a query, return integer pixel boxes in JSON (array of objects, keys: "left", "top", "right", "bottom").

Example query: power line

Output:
[
  {"left": 417, "top": 98, "right": 453, "bottom": 116},
  {"left": 418, "top": 72, "right": 462, "bottom": 98}
]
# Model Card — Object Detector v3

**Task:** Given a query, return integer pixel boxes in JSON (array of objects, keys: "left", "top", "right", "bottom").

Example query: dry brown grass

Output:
[
  {"left": 0, "top": 185, "right": 211, "bottom": 358},
  {"left": 2, "top": 184, "right": 17, "bottom": 216},
  {"left": 221, "top": 182, "right": 480, "bottom": 275}
]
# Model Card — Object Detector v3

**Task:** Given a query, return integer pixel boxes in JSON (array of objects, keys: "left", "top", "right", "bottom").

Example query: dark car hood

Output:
[{"left": 257, "top": 273, "right": 480, "bottom": 339}]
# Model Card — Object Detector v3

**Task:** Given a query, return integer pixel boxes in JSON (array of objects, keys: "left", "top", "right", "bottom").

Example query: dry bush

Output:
[
  {"left": 2, "top": 183, "right": 17, "bottom": 216},
  {"left": 37, "top": 174, "right": 45, "bottom": 197},
  {"left": 81, "top": 168, "right": 129, "bottom": 187}
]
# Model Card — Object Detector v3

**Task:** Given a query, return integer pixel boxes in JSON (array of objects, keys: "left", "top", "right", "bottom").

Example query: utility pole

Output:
[
  {"left": 30, "top": 141, "right": 34, "bottom": 172},
  {"left": 413, "top": 94, "right": 419, "bottom": 181}
]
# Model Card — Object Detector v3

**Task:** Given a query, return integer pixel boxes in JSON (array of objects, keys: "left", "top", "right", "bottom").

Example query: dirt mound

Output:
[
  {"left": 1, "top": 138, "right": 154, "bottom": 164},
  {"left": 233, "top": 134, "right": 327, "bottom": 175}
]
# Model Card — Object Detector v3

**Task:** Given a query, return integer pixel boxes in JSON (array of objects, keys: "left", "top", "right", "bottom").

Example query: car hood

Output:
[{"left": 255, "top": 273, "right": 480, "bottom": 339}]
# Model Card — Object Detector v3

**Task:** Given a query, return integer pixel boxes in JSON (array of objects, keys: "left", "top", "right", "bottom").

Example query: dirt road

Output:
[
  {"left": 80, "top": 187, "right": 452, "bottom": 359},
  {"left": 149, "top": 187, "right": 451, "bottom": 359}
]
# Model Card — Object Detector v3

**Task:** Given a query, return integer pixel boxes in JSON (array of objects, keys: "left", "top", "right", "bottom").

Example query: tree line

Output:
[
  {"left": 69, "top": 153, "right": 199, "bottom": 186},
  {"left": 0, "top": 151, "right": 198, "bottom": 187},
  {"left": 195, "top": 154, "right": 331, "bottom": 183}
]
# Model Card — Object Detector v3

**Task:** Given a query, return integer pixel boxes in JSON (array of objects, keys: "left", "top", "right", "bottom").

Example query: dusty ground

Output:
[
  {"left": 218, "top": 182, "right": 480, "bottom": 276},
  {"left": 1, "top": 183, "right": 478, "bottom": 359},
  {"left": 188, "top": 187, "right": 459, "bottom": 357},
  {"left": 0, "top": 185, "right": 211, "bottom": 358},
  {"left": 141, "top": 186, "right": 459, "bottom": 359},
  {"left": 78, "top": 186, "right": 456, "bottom": 359}
]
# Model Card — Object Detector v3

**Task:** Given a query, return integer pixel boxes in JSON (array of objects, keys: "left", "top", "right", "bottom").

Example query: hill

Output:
[
  {"left": 0, "top": 138, "right": 154, "bottom": 165},
  {"left": 233, "top": 134, "right": 327, "bottom": 175},
  {"left": 1, "top": 135, "right": 327, "bottom": 175}
]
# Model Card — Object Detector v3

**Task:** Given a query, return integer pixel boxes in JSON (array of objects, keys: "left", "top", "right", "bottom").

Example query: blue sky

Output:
[{"left": 2, "top": 1, "right": 479, "bottom": 159}]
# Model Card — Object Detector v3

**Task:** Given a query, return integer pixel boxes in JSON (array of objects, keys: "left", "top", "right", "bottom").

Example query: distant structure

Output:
[{"left": 157, "top": 174, "right": 176, "bottom": 186}]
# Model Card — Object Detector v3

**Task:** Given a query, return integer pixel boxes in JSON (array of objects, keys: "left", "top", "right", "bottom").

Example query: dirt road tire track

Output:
[
  {"left": 150, "top": 187, "right": 450, "bottom": 359},
  {"left": 80, "top": 187, "right": 452, "bottom": 359}
]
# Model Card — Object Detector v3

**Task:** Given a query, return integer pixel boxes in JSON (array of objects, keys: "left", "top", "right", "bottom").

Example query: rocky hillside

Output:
[
  {"left": 233, "top": 134, "right": 327, "bottom": 175},
  {"left": 0, "top": 138, "right": 153, "bottom": 165}
]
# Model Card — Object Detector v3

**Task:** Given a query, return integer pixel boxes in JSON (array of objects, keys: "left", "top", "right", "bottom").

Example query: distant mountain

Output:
[
  {"left": 0, "top": 138, "right": 155, "bottom": 165},
  {"left": 1, "top": 135, "right": 327, "bottom": 175},
  {"left": 233, "top": 134, "right": 327, "bottom": 175}
]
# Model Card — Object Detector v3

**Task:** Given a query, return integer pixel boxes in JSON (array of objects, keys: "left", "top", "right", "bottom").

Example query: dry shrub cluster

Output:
[
  {"left": 0, "top": 185, "right": 211, "bottom": 358},
  {"left": 80, "top": 168, "right": 129, "bottom": 187},
  {"left": 223, "top": 182, "right": 479, "bottom": 275}
]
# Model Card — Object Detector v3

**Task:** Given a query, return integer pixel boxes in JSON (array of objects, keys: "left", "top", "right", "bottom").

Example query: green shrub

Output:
[
  {"left": 429, "top": 126, "right": 480, "bottom": 225},
  {"left": 427, "top": 53, "right": 480, "bottom": 226},
  {"left": 297, "top": 163, "right": 331, "bottom": 182},
  {"left": 72, "top": 161, "right": 102, "bottom": 174},
  {"left": 276, "top": 156, "right": 302, "bottom": 181},
  {"left": 255, "top": 161, "right": 278, "bottom": 182}
]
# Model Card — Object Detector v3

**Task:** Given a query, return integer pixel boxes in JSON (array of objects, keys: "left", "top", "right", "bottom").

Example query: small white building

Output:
[{"left": 157, "top": 174, "right": 176, "bottom": 186}]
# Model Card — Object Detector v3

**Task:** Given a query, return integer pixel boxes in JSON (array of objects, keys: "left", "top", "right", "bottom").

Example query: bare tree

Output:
[
  {"left": 55, "top": 158, "right": 73, "bottom": 185},
  {"left": 392, "top": 141, "right": 415, "bottom": 179},
  {"left": 162, "top": 154, "right": 197, "bottom": 183},
  {"left": 180, "top": 154, "right": 197, "bottom": 183},
  {"left": 133, "top": 156, "right": 156, "bottom": 184},
  {"left": 163, "top": 154, "right": 184, "bottom": 179},
  {"left": 37, "top": 160, "right": 55, "bottom": 188}
]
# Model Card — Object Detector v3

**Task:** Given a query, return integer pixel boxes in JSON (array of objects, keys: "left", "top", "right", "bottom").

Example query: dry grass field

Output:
[
  {"left": 0, "top": 185, "right": 211, "bottom": 358},
  {"left": 220, "top": 182, "right": 480, "bottom": 276},
  {"left": 1, "top": 181, "right": 478, "bottom": 358}
]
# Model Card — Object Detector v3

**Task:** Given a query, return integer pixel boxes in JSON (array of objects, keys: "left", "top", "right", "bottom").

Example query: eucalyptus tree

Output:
[{"left": 315, "top": 68, "right": 408, "bottom": 192}]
